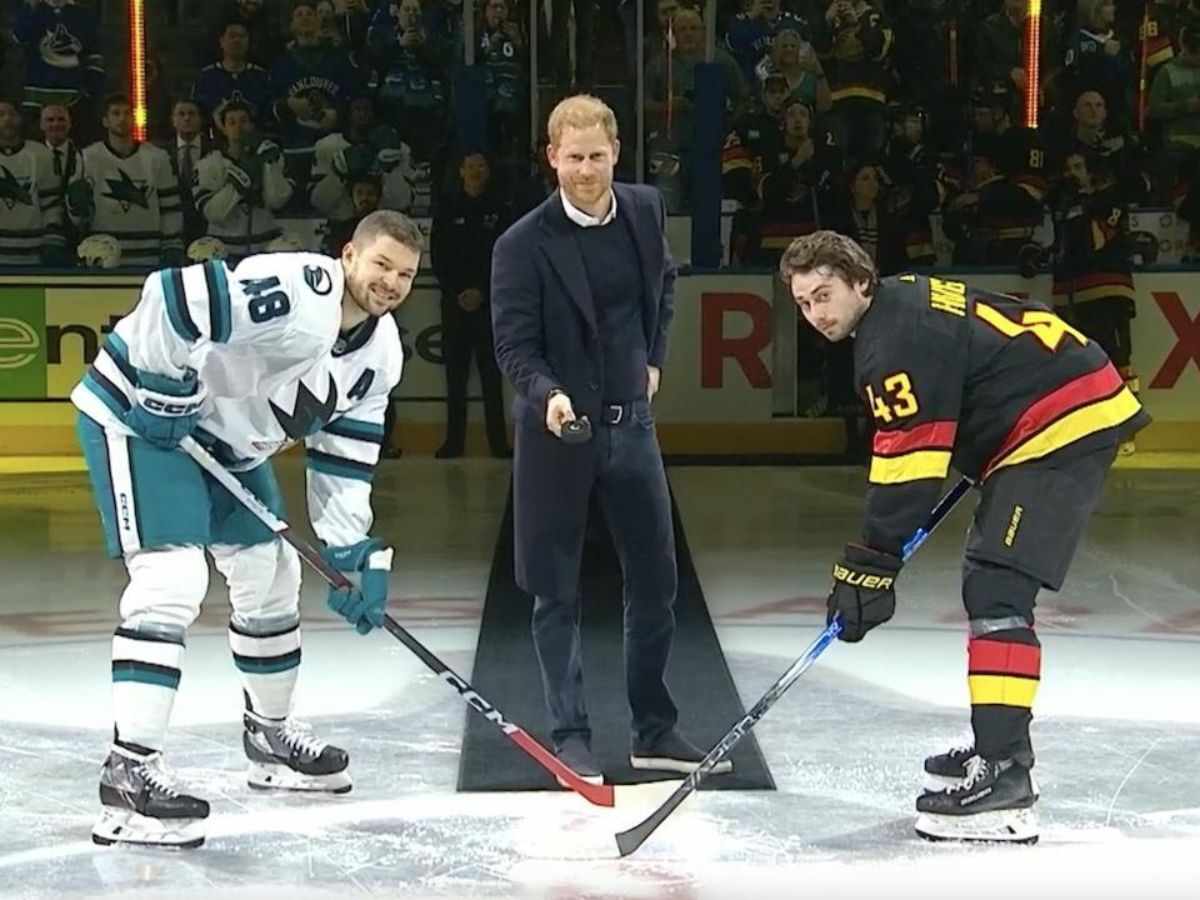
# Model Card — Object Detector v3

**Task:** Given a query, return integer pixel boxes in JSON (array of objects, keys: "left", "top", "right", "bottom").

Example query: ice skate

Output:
[
  {"left": 92, "top": 745, "right": 209, "bottom": 849},
  {"left": 923, "top": 743, "right": 978, "bottom": 790},
  {"left": 915, "top": 756, "right": 1039, "bottom": 844},
  {"left": 243, "top": 711, "right": 352, "bottom": 793}
]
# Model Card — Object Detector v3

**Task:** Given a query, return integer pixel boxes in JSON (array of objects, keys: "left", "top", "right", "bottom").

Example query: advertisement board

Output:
[{"left": 1, "top": 269, "right": 1196, "bottom": 451}]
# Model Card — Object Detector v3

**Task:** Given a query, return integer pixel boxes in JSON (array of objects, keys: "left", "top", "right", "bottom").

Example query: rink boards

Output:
[{"left": 0, "top": 269, "right": 1197, "bottom": 455}]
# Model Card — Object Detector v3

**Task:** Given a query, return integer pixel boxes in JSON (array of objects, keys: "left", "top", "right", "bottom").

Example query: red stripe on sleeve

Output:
[
  {"left": 872, "top": 420, "right": 958, "bottom": 457},
  {"left": 968, "top": 639, "right": 1042, "bottom": 678}
]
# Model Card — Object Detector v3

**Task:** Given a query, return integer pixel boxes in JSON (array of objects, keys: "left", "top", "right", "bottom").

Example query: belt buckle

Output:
[{"left": 607, "top": 404, "right": 623, "bottom": 425}]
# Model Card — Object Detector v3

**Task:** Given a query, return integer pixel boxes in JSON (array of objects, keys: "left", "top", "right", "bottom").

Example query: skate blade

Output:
[
  {"left": 247, "top": 761, "right": 353, "bottom": 794},
  {"left": 628, "top": 756, "right": 733, "bottom": 775},
  {"left": 92, "top": 807, "right": 206, "bottom": 849},
  {"left": 914, "top": 807, "right": 1039, "bottom": 844}
]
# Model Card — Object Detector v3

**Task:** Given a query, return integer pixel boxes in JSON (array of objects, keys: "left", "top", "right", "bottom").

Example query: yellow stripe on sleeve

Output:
[{"left": 868, "top": 450, "right": 952, "bottom": 485}]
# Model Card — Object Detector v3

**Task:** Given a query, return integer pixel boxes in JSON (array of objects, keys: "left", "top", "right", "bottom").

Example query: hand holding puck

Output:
[{"left": 560, "top": 417, "right": 592, "bottom": 444}]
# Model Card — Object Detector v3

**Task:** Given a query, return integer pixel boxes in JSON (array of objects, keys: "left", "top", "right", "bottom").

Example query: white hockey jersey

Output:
[
  {"left": 0, "top": 140, "right": 66, "bottom": 265},
  {"left": 194, "top": 145, "right": 294, "bottom": 257},
  {"left": 80, "top": 140, "right": 183, "bottom": 266},
  {"left": 70, "top": 252, "right": 404, "bottom": 547}
]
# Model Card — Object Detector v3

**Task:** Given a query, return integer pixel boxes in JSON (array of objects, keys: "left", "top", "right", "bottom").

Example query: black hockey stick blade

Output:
[
  {"left": 614, "top": 619, "right": 841, "bottom": 856},
  {"left": 614, "top": 475, "right": 975, "bottom": 855},
  {"left": 179, "top": 437, "right": 615, "bottom": 808}
]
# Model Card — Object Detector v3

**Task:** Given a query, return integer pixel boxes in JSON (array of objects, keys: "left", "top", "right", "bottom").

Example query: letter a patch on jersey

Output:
[{"left": 270, "top": 374, "right": 338, "bottom": 439}]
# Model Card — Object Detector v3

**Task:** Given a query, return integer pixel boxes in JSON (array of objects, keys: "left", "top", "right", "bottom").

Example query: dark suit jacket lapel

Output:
[{"left": 540, "top": 193, "right": 598, "bottom": 335}]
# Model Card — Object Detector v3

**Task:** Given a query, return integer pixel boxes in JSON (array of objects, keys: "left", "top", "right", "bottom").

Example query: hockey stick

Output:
[
  {"left": 179, "top": 436, "right": 616, "bottom": 808},
  {"left": 614, "top": 475, "right": 975, "bottom": 856}
]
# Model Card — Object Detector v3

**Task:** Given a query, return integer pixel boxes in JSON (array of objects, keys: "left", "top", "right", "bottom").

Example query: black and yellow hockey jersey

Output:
[
  {"left": 854, "top": 274, "right": 1150, "bottom": 556},
  {"left": 1051, "top": 182, "right": 1135, "bottom": 308}
]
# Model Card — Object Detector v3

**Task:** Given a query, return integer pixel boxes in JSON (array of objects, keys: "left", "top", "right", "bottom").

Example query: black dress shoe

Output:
[
  {"left": 554, "top": 735, "right": 603, "bottom": 786},
  {"left": 434, "top": 443, "right": 463, "bottom": 459}
]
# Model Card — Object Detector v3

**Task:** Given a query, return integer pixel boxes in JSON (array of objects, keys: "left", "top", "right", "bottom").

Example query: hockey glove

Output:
[
  {"left": 126, "top": 369, "right": 207, "bottom": 449},
  {"left": 66, "top": 177, "right": 95, "bottom": 222},
  {"left": 826, "top": 544, "right": 901, "bottom": 643},
  {"left": 322, "top": 538, "right": 393, "bottom": 635},
  {"left": 255, "top": 138, "right": 283, "bottom": 166},
  {"left": 344, "top": 143, "right": 376, "bottom": 181},
  {"left": 374, "top": 147, "right": 407, "bottom": 173}
]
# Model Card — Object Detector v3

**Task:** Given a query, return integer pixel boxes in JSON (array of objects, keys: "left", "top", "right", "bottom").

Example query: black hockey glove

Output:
[{"left": 826, "top": 544, "right": 901, "bottom": 643}]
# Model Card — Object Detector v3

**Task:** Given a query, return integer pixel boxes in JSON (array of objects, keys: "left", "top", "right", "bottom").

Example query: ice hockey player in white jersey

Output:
[
  {"left": 71, "top": 209, "right": 421, "bottom": 848},
  {"left": 0, "top": 98, "right": 68, "bottom": 266},
  {"left": 195, "top": 99, "right": 295, "bottom": 260},
  {"left": 79, "top": 93, "right": 184, "bottom": 267}
]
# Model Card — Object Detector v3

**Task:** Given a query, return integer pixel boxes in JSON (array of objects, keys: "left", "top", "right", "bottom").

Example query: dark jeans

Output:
[
  {"left": 532, "top": 399, "right": 678, "bottom": 748},
  {"left": 441, "top": 300, "right": 508, "bottom": 453}
]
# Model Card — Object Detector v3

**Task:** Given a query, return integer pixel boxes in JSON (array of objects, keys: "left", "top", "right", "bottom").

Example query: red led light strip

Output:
[{"left": 129, "top": 0, "right": 147, "bottom": 142}]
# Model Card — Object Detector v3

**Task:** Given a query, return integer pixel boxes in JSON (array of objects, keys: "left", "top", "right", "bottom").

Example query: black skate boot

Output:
[
  {"left": 92, "top": 744, "right": 210, "bottom": 848},
  {"left": 915, "top": 756, "right": 1039, "bottom": 844},
  {"left": 243, "top": 711, "right": 352, "bottom": 793}
]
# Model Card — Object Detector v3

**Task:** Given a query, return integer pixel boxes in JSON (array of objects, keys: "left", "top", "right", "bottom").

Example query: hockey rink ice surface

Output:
[{"left": 0, "top": 459, "right": 1197, "bottom": 899}]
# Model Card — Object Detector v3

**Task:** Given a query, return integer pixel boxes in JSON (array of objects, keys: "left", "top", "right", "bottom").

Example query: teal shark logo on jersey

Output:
[
  {"left": 103, "top": 168, "right": 150, "bottom": 212},
  {"left": 0, "top": 166, "right": 34, "bottom": 209}
]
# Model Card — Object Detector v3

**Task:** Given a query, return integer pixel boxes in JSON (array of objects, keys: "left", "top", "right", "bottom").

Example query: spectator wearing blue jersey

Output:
[
  {"left": 479, "top": 0, "right": 528, "bottom": 164},
  {"left": 270, "top": 0, "right": 362, "bottom": 199},
  {"left": 368, "top": 0, "right": 450, "bottom": 166},
  {"left": 205, "top": 0, "right": 285, "bottom": 68},
  {"left": 315, "top": 0, "right": 372, "bottom": 55},
  {"left": 12, "top": 0, "right": 105, "bottom": 128},
  {"left": 1062, "top": 0, "right": 1132, "bottom": 125},
  {"left": 193, "top": 21, "right": 273, "bottom": 125},
  {"left": 725, "top": 0, "right": 812, "bottom": 85}
]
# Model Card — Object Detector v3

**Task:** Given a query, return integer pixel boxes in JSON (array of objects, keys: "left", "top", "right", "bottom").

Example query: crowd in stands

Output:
[{"left": 2, "top": 0, "right": 1200, "bottom": 272}]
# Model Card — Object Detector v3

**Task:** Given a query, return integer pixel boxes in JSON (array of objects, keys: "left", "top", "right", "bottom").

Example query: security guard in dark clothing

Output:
[{"left": 430, "top": 152, "right": 511, "bottom": 458}]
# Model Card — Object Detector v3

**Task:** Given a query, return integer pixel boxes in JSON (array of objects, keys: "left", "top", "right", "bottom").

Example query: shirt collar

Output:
[
  {"left": 177, "top": 136, "right": 200, "bottom": 150},
  {"left": 559, "top": 188, "right": 617, "bottom": 227}
]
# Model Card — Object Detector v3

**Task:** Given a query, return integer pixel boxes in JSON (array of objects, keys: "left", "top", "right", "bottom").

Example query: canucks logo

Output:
[
  {"left": 40, "top": 24, "right": 83, "bottom": 70},
  {"left": 103, "top": 168, "right": 150, "bottom": 212},
  {"left": 0, "top": 167, "right": 34, "bottom": 210}
]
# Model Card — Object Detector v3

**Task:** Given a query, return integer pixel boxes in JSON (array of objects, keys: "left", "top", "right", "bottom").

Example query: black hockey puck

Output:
[{"left": 560, "top": 417, "right": 592, "bottom": 444}]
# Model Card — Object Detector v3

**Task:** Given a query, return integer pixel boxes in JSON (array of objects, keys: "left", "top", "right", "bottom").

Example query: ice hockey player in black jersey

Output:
[
  {"left": 781, "top": 230, "right": 1149, "bottom": 844},
  {"left": 1052, "top": 149, "right": 1140, "bottom": 456}
]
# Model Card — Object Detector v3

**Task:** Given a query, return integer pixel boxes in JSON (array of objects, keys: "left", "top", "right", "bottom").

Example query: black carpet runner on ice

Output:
[{"left": 457, "top": 480, "right": 775, "bottom": 793}]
